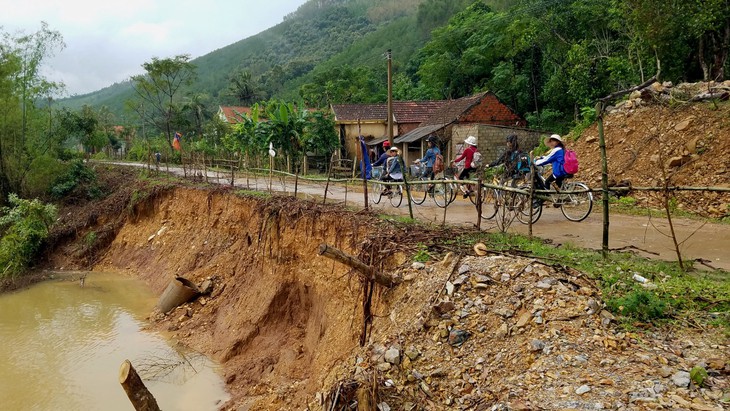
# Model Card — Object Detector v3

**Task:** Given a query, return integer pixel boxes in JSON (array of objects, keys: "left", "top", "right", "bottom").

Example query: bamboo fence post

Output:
[
  {"left": 442, "top": 182, "right": 448, "bottom": 227},
  {"left": 323, "top": 158, "right": 333, "bottom": 204},
  {"left": 295, "top": 171, "right": 299, "bottom": 198},
  {"left": 476, "top": 178, "right": 483, "bottom": 230},
  {"left": 119, "top": 360, "right": 160, "bottom": 411}
]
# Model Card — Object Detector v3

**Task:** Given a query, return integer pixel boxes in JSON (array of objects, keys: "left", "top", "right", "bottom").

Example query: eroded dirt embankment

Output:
[
  {"left": 44, "top": 180, "right": 728, "bottom": 410},
  {"left": 92, "top": 187, "right": 408, "bottom": 409}
]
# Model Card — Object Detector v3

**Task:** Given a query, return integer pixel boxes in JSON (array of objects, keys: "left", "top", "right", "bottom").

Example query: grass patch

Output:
[
  {"left": 449, "top": 231, "right": 730, "bottom": 329},
  {"left": 377, "top": 214, "right": 418, "bottom": 225},
  {"left": 605, "top": 196, "right": 730, "bottom": 224},
  {"left": 235, "top": 189, "right": 272, "bottom": 199}
]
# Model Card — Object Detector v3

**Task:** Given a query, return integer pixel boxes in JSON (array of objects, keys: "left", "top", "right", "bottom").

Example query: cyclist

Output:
[
  {"left": 372, "top": 140, "right": 391, "bottom": 167},
  {"left": 534, "top": 134, "right": 571, "bottom": 190},
  {"left": 381, "top": 147, "right": 403, "bottom": 195},
  {"left": 451, "top": 135, "right": 479, "bottom": 198},
  {"left": 413, "top": 136, "right": 441, "bottom": 191},
  {"left": 487, "top": 135, "right": 525, "bottom": 181}
]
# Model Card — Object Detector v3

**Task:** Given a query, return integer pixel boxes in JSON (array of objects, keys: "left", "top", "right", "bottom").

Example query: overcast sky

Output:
[{"left": 0, "top": 0, "right": 308, "bottom": 96}]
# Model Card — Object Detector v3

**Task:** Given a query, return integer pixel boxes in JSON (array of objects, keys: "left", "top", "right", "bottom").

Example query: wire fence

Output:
[{"left": 133, "top": 150, "right": 729, "bottom": 271}]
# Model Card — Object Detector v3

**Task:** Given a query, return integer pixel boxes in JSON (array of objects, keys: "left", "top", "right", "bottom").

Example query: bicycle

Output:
[
  {"left": 369, "top": 169, "right": 404, "bottom": 208},
  {"left": 406, "top": 164, "right": 450, "bottom": 208},
  {"left": 518, "top": 166, "right": 594, "bottom": 223}
]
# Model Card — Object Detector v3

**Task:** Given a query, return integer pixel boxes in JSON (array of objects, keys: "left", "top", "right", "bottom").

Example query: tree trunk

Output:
[
  {"left": 119, "top": 360, "right": 161, "bottom": 411},
  {"left": 318, "top": 244, "right": 401, "bottom": 288}
]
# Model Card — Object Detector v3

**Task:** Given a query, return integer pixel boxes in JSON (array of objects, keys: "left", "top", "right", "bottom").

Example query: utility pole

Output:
[{"left": 387, "top": 49, "right": 394, "bottom": 147}]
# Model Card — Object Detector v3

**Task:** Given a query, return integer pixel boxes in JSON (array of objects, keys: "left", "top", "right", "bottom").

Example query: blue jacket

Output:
[
  {"left": 535, "top": 147, "right": 566, "bottom": 177},
  {"left": 420, "top": 147, "right": 440, "bottom": 168},
  {"left": 387, "top": 156, "right": 402, "bottom": 178},
  {"left": 373, "top": 152, "right": 389, "bottom": 167}
]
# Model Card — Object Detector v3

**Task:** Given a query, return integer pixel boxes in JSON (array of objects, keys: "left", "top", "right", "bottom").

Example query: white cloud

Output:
[{"left": 0, "top": 0, "right": 308, "bottom": 95}]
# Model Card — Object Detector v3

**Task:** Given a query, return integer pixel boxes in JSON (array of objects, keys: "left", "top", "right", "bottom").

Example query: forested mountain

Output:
[
  {"left": 59, "top": 0, "right": 474, "bottom": 116},
  {"left": 60, "top": 0, "right": 730, "bottom": 132}
]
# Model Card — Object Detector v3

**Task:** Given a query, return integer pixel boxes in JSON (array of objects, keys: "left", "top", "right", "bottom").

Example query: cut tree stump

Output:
[
  {"left": 318, "top": 244, "right": 401, "bottom": 288},
  {"left": 119, "top": 359, "right": 161, "bottom": 411}
]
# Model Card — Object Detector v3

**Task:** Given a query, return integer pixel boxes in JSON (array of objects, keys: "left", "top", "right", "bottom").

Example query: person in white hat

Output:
[
  {"left": 451, "top": 135, "right": 480, "bottom": 198},
  {"left": 534, "top": 134, "right": 569, "bottom": 190},
  {"left": 381, "top": 147, "right": 403, "bottom": 195}
]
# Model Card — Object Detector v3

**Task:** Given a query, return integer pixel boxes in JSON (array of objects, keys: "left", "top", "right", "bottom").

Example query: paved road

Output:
[{"left": 110, "top": 162, "right": 730, "bottom": 271}]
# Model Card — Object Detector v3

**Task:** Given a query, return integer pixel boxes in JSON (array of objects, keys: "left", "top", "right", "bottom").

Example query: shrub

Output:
[
  {"left": 23, "top": 155, "right": 67, "bottom": 199},
  {"left": 50, "top": 160, "right": 101, "bottom": 201},
  {"left": 0, "top": 194, "right": 57, "bottom": 278},
  {"left": 413, "top": 243, "right": 430, "bottom": 263}
]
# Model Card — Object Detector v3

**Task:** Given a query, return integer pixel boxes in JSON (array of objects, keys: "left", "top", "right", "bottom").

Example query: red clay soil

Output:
[
  {"left": 574, "top": 102, "right": 730, "bottom": 217},
  {"left": 92, "top": 187, "right": 432, "bottom": 410}
]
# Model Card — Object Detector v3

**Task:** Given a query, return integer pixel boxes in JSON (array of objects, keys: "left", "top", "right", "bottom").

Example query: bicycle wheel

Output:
[
  {"left": 560, "top": 182, "right": 593, "bottom": 222},
  {"left": 409, "top": 180, "right": 428, "bottom": 205},
  {"left": 390, "top": 186, "right": 403, "bottom": 207},
  {"left": 433, "top": 181, "right": 453, "bottom": 208},
  {"left": 468, "top": 185, "right": 487, "bottom": 206},
  {"left": 448, "top": 182, "right": 458, "bottom": 205},
  {"left": 370, "top": 181, "right": 383, "bottom": 205},
  {"left": 480, "top": 188, "right": 499, "bottom": 220},
  {"left": 515, "top": 185, "right": 542, "bottom": 225}
]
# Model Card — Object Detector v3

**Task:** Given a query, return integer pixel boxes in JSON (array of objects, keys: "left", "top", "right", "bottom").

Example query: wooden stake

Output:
[
  {"left": 318, "top": 244, "right": 401, "bottom": 288},
  {"left": 119, "top": 360, "right": 160, "bottom": 411},
  {"left": 476, "top": 178, "right": 483, "bottom": 230},
  {"left": 596, "top": 102, "right": 610, "bottom": 258},
  {"left": 528, "top": 152, "right": 536, "bottom": 239}
]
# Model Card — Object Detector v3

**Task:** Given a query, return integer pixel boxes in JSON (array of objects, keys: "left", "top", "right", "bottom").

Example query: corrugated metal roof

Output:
[{"left": 394, "top": 124, "right": 448, "bottom": 144}]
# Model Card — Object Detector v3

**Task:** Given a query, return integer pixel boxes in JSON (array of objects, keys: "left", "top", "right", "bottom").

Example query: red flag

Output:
[{"left": 172, "top": 132, "right": 182, "bottom": 151}]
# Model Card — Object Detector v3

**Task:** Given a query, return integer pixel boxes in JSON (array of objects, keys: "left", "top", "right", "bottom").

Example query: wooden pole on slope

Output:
[{"left": 595, "top": 102, "right": 610, "bottom": 258}]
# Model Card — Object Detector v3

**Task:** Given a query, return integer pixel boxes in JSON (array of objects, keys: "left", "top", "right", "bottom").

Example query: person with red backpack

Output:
[{"left": 534, "top": 134, "right": 573, "bottom": 190}]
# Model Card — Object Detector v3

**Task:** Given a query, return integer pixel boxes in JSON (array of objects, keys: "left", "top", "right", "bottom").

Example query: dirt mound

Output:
[
  {"left": 574, "top": 98, "right": 730, "bottom": 217},
  {"left": 326, "top": 254, "right": 729, "bottom": 410}
]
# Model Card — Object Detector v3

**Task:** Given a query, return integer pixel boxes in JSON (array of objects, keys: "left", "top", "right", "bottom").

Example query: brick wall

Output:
[
  {"left": 451, "top": 124, "right": 546, "bottom": 164},
  {"left": 459, "top": 94, "right": 526, "bottom": 127}
]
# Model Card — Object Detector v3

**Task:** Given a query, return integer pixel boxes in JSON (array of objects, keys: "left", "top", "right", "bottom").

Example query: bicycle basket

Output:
[{"left": 372, "top": 166, "right": 384, "bottom": 179}]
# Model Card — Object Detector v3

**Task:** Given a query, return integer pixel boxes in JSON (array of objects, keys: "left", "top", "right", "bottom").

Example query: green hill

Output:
[{"left": 59, "top": 0, "right": 473, "bottom": 118}]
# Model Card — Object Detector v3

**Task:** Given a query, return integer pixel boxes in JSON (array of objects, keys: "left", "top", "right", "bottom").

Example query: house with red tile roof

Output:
[
  {"left": 394, "top": 92, "right": 537, "bottom": 164},
  {"left": 331, "top": 100, "right": 446, "bottom": 162},
  {"left": 332, "top": 92, "right": 540, "bottom": 166}
]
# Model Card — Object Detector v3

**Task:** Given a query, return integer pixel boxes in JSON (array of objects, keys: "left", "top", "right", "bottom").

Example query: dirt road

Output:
[{"left": 111, "top": 162, "right": 730, "bottom": 270}]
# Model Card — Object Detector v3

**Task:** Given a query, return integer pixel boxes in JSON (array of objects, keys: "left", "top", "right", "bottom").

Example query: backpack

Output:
[
  {"left": 515, "top": 152, "right": 531, "bottom": 175},
  {"left": 433, "top": 153, "right": 445, "bottom": 174},
  {"left": 471, "top": 151, "right": 483, "bottom": 168},
  {"left": 563, "top": 149, "right": 579, "bottom": 175}
]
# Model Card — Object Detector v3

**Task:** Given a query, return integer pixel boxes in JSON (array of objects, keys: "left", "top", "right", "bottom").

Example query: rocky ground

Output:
[
  {"left": 321, "top": 253, "right": 729, "bottom": 410},
  {"left": 574, "top": 81, "right": 730, "bottom": 218}
]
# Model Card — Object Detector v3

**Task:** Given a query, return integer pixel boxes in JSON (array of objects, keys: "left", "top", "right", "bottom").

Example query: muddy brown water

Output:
[{"left": 0, "top": 272, "right": 229, "bottom": 410}]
